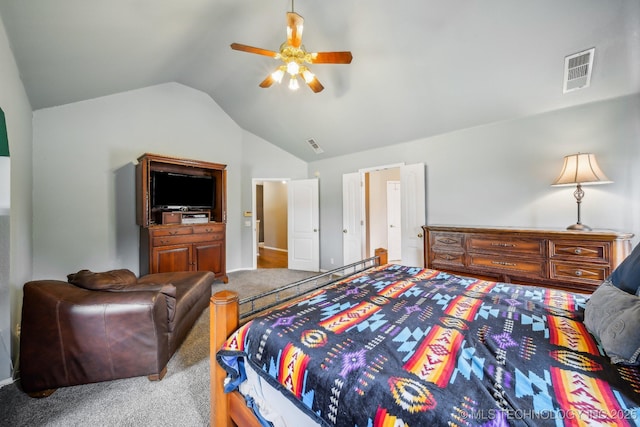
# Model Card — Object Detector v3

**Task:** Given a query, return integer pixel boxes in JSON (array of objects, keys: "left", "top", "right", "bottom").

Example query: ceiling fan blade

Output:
[
  {"left": 306, "top": 76, "right": 324, "bottom": 93},
  {"left": 259, "top": 74, "right": 276, "bottom": 88},
  {"left": 286, "top": 12, "right": 304, "bottom": 48},
  {"left": 310, "top": 51, "right": 353, "bottom": 64},
  {"left": 230, "top": 43, "right": 278, "bottom": 58}
]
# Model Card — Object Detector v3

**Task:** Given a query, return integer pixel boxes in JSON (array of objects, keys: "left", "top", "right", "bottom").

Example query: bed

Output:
[{"left": 211, "top": 248, "right": 640, "bottom": 426}]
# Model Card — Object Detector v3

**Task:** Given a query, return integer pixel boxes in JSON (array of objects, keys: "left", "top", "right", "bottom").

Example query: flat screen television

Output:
[{"left": 151, "top": 171, "right": 215, "bottom": 210}]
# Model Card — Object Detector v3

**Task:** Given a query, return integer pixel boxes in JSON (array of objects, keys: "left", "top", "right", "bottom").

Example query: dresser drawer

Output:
[
  {"left": 549, "top": 240, "right": 609, "bottom": 263},
  {"left": 430, "top": 250, "right": 465, "bottom": 268},
  {"left": 193, "top": 223, "right": 224, "bottom": 236},
  {"left": 153, "top": 233, "right": 219, "bottom": 247},
  {"left": 550, "top": 261, "right": 608, "bottom": 284},
  {"left": 467, "top": 236, "right": 545, "bottom": 256},
  {"left": 192, "top": 231, "right": 224, "bottom": 241},
  {"left": 150, "top": 227, "right": 193, "bottom": 237},
  {"left": 468, "top": 254, "right": 545, "bottom": 277},
  {"left": 430, "top": 232, "right": 464, "bottom": 250}
]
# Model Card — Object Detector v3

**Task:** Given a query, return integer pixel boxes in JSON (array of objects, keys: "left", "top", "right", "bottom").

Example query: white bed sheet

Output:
[{"left": 239, "top": 359, "right": 321, "bottom": 427}]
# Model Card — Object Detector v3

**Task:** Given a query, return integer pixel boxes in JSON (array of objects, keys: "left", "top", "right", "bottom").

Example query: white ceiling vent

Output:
[
  {"left": 563, "top": 48, "right": 595, "bottom": 93},
  {"left": 306, "top": 138, "right": 324, "bottom": 154}
]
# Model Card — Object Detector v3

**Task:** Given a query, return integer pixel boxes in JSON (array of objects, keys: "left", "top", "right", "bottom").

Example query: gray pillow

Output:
[{"left": 584, "top": 281, "right": 640, "bottom": 365}]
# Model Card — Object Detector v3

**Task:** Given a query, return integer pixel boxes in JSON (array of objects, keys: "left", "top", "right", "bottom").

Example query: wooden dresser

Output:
[{"left": 424, "top": 225, "right": 633, "bottom": 293}]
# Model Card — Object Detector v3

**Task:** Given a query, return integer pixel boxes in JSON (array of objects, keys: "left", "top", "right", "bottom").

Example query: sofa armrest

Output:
[
  {"left": 115, "top": 282, "right": 177, "bottom": 326},
  {"left": 20, "top": 280, "right": 171, "bottom": 393}
]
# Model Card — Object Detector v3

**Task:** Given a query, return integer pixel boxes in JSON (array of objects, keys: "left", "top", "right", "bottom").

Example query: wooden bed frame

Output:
[{"left": 210, "top": 249, "right": 388, "bottom": 426}]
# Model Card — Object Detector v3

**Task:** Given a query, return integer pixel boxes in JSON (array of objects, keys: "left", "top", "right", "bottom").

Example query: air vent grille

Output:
[
  {"left": 563, "top": 48, "right": 594, "bottom": 93},
  {"left": 306, "top": 138, "right": 324, "bottom": 154}
]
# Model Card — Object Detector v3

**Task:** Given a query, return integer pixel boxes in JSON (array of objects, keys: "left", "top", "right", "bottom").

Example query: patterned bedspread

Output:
[{"left": 217, "top": 264, "right": 640, "bottom": 426}]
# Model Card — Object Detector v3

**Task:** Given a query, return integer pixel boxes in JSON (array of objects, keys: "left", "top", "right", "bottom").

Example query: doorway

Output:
[
  {"left": 366, "top": 168, "right": 401, "bottom": 262},
  {"left": 343, "top": 163, "right": 426, "bottom": 267},
  {"left": 252, "top": 178, "right": 320, "bottom": 271},
  {"left": 254, "top": 180, "right": 289, "bottom": 269}
]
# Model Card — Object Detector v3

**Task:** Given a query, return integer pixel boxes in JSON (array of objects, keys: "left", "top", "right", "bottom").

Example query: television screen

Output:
[{"left": 151, "top": 171, "right": 215, "bottom": 210}]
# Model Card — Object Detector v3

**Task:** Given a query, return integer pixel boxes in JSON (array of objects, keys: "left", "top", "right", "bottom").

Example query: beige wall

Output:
[{"left": 263, "top": 181, "right": 288, "bottom": 251}]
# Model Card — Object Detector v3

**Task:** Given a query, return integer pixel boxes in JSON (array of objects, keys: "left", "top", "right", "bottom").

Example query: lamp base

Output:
[{"left": 567, "top": 223, "right": 592, "bottom": 231}]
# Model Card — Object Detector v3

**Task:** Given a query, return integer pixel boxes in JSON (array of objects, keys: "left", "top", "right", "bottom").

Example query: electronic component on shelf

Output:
[
  {"left": 181, "top": 213, "right": 209, "bottom": 224},
  {"left": 162, "top": 211, "right": 210, "bottom": 225}
]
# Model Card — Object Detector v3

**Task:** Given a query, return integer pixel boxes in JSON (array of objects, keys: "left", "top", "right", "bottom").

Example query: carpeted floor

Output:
[{"left": 0, "top": 268, "right": 317, "bottom": 427}]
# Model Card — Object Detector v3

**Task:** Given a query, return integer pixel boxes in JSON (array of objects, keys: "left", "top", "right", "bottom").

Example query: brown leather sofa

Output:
[{"left": 19, "top": 269, "right": 215, "bottom": 396}]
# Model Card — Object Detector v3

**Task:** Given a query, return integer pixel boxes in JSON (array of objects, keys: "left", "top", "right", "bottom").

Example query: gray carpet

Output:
[{"left": 0, "top": 268, "right": 316, "bottom": 427}]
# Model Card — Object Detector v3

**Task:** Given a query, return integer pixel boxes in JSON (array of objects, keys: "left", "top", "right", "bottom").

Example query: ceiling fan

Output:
[{"left": 230, "top": 2, "right": 352, "bottom": 93}]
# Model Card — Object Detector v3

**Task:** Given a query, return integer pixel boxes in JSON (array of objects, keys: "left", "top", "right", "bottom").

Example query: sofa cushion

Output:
[{"left": 67, "top": 269, "right": 137, "bottom": 291}]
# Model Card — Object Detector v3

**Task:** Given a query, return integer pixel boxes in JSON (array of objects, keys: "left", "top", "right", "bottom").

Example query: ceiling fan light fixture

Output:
[
  {"left": 230, "top": 1, "right": 352, "bottom": 93},
  {"left": 302, "top": 69, "right": 315, "bottom": 83},
  {"left": 271, "top": 67, "right": 285, "bottom": 84},
  {"left": 288, "top": 75, "right": 300, "bottom": 90},
  {"left": 286, "top": 61, "right": 300, "bottom": 75}
]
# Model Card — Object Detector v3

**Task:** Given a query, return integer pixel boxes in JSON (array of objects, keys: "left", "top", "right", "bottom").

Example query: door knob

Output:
[
  {"left": 417, "top": 233, "right": 423, "bottom": 238},
  {"left": 314, "top": 229, "right": 318, "bottom": 232},
  {"left": 343, "top": 229, "right": 348, "bottom": 233}
]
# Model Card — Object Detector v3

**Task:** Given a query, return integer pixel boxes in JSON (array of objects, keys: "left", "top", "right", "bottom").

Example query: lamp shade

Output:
[{"left": 551, "top": 153, "right": 612, "bottom": 186}]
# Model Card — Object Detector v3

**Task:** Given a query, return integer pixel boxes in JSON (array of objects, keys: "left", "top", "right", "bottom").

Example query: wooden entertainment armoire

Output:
[{"left": 136, "top": 153, "right": 228, "bottom": 283}]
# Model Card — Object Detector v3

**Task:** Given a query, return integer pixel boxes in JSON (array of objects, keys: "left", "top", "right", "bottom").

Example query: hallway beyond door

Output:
[{"left": 257, "top": 247, "right": 288, "bottom": 268}]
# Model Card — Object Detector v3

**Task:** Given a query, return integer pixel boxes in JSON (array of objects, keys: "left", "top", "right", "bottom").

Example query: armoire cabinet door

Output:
[
  {"left": 152, "top": 245, "right": 192, "bottom": 273},
  {"left": 193, "top": 241, "right": 224, "bottom": 276}
]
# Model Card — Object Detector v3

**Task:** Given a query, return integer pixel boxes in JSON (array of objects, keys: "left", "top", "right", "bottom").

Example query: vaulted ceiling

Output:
[{"left": 1, "top": 0, "right": 638, "bottom": 161}]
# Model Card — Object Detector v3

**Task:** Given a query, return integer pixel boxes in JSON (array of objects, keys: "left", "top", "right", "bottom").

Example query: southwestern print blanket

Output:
[{"left": 217, "top": 264, "right": 640, "bottom": 426}]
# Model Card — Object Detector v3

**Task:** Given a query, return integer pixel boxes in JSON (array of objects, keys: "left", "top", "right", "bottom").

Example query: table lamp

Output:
[{"left": 551, "top": 153, "right": 612, "bottom": 231}]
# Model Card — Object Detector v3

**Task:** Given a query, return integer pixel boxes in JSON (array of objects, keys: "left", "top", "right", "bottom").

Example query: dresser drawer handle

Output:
[
  {"left": 491, "top": 243, "right": 516, "bottom": 247},
  {"left": 438, "top": 237, "right": 458, "bottom": 245},
  {"left": 492, "top": 261, "right": 516, "bottom": 266},
  {"left": 575, "top": 270, "right": 583, "bottom": 277},
  {"left": 160, "top": 239, "right": 170, "bottom": 245},
  {"left": 169, "top": 231, "right": 178, "bottom": 236}
]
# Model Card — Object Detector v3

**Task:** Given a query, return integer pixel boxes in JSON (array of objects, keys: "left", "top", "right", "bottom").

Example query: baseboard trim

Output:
[
  {"left": 0, "top": 376, "right": 14, "bottom": 388},
  {"left": 263, "top": 246, "right": 288, "bottom": 253},
  {"left": 226, "top": 267, "right": 256, "bottom": 273}
]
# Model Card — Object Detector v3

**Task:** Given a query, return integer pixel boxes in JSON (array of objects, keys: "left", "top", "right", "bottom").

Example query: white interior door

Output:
[
  {"left": 400, "top": 163, "right": 426, "bottom": 267},
  {"left": 342, "top": 172, "right": 364, "bottom": 266},
  {"left": 287, "top": 178, "right": 319, "bottom": 272},
  {"left": 386, "top": 181, "right": 401, "bottom": 261}
]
